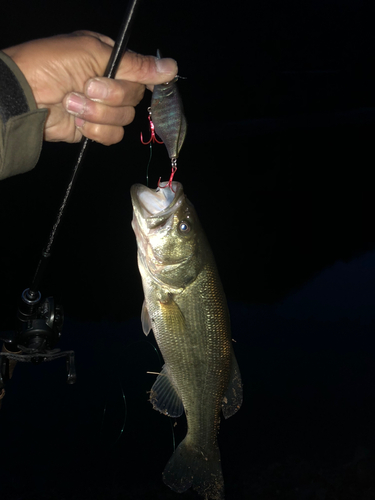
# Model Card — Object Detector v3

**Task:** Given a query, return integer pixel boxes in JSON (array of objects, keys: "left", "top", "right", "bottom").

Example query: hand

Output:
[{"left": 2, "top": 31, "right": 178, "bottom": 145}]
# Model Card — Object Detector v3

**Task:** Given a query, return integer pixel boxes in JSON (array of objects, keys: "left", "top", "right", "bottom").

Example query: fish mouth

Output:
[
  {"left": 130, "top": 181, "right": 183, "bottom": 223},
  {"left": 131, "top": 182, "right": 181, "bottom": 255},
  {"left": 131, "top": 181, "right": 196, "bottom": 290},
  {"left": 131, "top": 181, "right": 187, "bottom": 276}
]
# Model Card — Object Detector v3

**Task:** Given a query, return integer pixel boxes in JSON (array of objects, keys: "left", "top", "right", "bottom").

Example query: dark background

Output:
[{"left": 1, "top": 1, "right": 375, "bottom": 499}]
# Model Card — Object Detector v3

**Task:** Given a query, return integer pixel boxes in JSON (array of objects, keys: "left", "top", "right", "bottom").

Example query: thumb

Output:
[{"left": 116, "top": 50, "right": 178, "bottom": 86}]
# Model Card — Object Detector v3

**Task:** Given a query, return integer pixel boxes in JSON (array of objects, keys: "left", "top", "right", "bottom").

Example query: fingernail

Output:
[
  {"left": 66, "top": 93, "right": 85, "bottom": 115},
  {"left": 155, "top": 57, "right": 178, "bottom": 75},
  {"left": 86, "top": 79, "right": 109, "bottom": 100}
]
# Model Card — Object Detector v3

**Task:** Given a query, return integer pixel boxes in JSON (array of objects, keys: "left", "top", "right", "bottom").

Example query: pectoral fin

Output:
[
  {"left": 141, "top": 300, "right": 152, "bottom": 336},
  {"left": 222, "top": 351, "right": 243, "bottom": 419},
  {"left": 150, "top": 364, "right": 184, "bottom": 417},
  {"left": 159, "top": 295, "right": 186, "bottom": 333},
  {"left": 141, "top": 296, "right": 185, "bottom": 336}
]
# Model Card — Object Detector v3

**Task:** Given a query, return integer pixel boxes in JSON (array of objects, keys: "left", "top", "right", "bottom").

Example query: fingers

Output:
[
  {"left": 65, "top": 92, "right": 136, "bottom": 126},
  {"left": 74, "top": 120, "right": 125, "bottom": 146},
  {"left": 65, "top": 79, "right": 142, "bottom": 122},
  {"left": 43, "top": 106, "right": 125, "bottom": 146},
  {"left": 63, "top": 93, "right": 133, "bottom": 145},
  {"left": 85, "top": 77, "right": 144, "bottom": 106},
  {"left": 116, "top": 50, "right": 178, "bottom": 86},
  {"left": 70, "top": 30, "right": 115, "bottom": 48},
  {"left": 69, "top": 31, "right": 178, "bottom": 87},
  {"left": 60, "top": 32, "right": 178, "bottom": 145},
  {"left": 63, "top": 78, "right": 144, "bottom": 144}
]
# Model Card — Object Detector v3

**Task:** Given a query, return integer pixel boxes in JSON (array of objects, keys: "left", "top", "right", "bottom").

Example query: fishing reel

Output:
[{"left": 0, "top": 288, "right": 76, "bottom": 389}]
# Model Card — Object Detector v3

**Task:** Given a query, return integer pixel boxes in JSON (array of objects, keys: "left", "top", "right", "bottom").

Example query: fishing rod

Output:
[{"left": 0, "top": 0, "right": 142, "bottom": 390}]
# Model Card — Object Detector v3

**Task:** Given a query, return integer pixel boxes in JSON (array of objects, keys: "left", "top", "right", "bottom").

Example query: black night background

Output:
[{"left": 1, "top": 1, "right": 375, "bottom": 499}]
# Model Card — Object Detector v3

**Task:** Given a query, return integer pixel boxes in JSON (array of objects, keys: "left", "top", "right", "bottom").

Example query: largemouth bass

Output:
[{"left": 131, "top": 181, "right": 242, "bottom": 500}]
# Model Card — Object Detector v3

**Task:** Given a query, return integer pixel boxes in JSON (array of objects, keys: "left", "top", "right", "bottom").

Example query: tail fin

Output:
[{"left": 162, "top": 436, "right": 224, "bottom": 500}]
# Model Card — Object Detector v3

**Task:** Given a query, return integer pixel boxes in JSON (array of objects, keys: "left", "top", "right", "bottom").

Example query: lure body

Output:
[{"left": 151, "top": 57, "right": 187, "bottom": 160}]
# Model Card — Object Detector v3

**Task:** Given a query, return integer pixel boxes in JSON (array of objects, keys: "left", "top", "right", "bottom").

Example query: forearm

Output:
[{"left": 0, "top": 50, "right": 47, "bottom": 181}]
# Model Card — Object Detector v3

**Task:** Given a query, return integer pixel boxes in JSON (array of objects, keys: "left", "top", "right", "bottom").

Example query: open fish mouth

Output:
[
  {"left": 131, "top": 181, "right": 181, "bottom": 254},
  {"left": 131, "top": 182, "right": 183, "bottom": 222},
  {"left": 138, "top": 182, "right": 177, "bottom": 216},
  {"left": 131, "top": 180, "right": 187, "bottom": 267}
]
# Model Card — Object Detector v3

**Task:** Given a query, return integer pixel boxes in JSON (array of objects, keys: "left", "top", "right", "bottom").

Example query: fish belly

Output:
[{"left": 145, "top": 265, "right": 231, "bottom": 499}]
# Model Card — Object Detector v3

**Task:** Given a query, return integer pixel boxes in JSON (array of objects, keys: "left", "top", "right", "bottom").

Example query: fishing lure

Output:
[{"left": 141, "top": 50, "right": 187, "bottom": 190}]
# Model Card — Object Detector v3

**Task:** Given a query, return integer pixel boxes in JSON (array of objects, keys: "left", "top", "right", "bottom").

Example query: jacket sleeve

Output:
[{"left": 0, "top": 51, "right": 48, "bottom": 181}]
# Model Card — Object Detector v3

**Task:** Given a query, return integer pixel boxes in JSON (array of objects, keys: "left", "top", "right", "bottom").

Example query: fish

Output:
[
  {"left": 150, "top": 50, "right": 187, "bottom": 161},
  {"left": 131, "top": 181, "right": 242, "bottom": 500}
]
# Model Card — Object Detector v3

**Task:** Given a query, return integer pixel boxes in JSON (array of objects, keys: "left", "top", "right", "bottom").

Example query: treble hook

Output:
[
  {"left": 140, "top": 107, "right": 163, "bottom": 145},
  {"left": 158, "top": 160, "right": 177, "bottom": 192}
]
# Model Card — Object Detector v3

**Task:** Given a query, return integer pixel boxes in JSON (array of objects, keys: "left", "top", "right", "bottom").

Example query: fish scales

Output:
[
  {"left": 152, "top": 265, "right": 231, "bottom": 438},
  {"left": 131, "top": 182, "right": 242, "bottom": 500}
]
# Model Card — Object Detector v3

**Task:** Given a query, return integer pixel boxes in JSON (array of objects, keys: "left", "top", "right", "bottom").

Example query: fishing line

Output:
[
  {"left": 99, "top": 376, "right": 128, "bottom": 447},
  {"left": 100, "top": 339, "right": 176, "bottom": 452},
  {"left": 112, "top": 379, "right": 127, "bottom": 445},
  {"left": 145, "top": 143, "right": 153, "bottom": 187},
  {"left": 140, "top": 106, "right": 163, "bottom": 187},
  {"left": 98, "top": 368, "right": 127, "bottom": 448}
]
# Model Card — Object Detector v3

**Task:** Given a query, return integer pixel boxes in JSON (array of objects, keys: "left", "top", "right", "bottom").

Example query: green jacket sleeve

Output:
[{"left": 0, "top": 51, "right": 48, "bottom": 181}]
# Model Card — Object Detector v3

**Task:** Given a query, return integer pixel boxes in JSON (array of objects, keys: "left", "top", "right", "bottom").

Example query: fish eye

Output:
[{"left": 178, "top": 221, "right": 190, "bottom": 233}]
